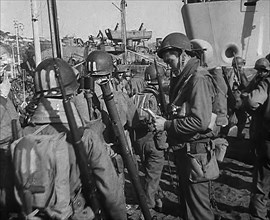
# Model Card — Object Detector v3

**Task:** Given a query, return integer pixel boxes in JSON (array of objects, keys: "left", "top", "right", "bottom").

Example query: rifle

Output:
[
  {"left": 47, "top": 0, "right": 103, "bottom": 218},
  {"left": 99, "top": 79, "right": 152, "bottom": 220},
  {"left": 154, "top": 59, "right": 167, "bottom": 117},
  {"left": 55, "top": 65, "right": 103, "bottom": 219}
]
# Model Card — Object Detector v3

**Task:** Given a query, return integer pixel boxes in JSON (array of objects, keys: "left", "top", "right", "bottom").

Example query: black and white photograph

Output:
[{"left": 0, "top": 0, "right": 270, "bottom": 220}]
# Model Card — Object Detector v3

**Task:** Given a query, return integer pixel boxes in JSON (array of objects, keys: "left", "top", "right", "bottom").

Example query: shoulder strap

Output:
[
  {"left": 33, "top": 124, "right": 49, "bottom": 135},
  {"left": 171, "top": 74, "right": 193, "bottom": 105},
  {"left": 143, "top": 87, "right": 159, "bottom": 99}
]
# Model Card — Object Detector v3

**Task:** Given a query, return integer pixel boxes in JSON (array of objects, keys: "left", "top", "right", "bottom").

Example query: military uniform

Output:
[
  {"left": 22, "top": 96, "right": 127, "bottom": 220},
  {"left": 164, "top": 58, "right": 216, "bottom": 220},
  {"left": 0, "top": 93, "right": 21, "bottom": 219},
  {"left": 244, "top": 75, "right": 270, "bottom": 220},
  {"left": 12, "top": 57, "right": 127, "bottom": 220},
  {"left": 134, "top": 85, "right": 167, "bottom": 209},
  {"left": 227, "top": 66, "right": 249, "bottom": 137},
  {"left": 97, "top": 89, "right": 138, "bottom": 151},
  {"left": 126, "top": 74, "right": 146, "bottom": 97}
]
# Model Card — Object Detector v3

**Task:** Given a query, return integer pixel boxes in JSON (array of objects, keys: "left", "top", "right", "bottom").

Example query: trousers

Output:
[
  {"left": 136, "top": 132, "right": 165, "bottom": 208},
  {"left": 249, "top": 139, "right": 270, "bottom": 220},
  {"left": 173, "top": 142, "right": 215, "bottom": 220}
]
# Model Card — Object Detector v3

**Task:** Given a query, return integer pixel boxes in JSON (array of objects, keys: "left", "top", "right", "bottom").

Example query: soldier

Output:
[
  {"left": 126, "top": 68, "right": 147, "bottom": 97},
  {"left": 85, "top": 51, "right": 140, "bottom": 213},
  {"left": 111, "top": 64, "right": 129, "bottom": 94},
  {"left": 241, "top": 58, "right": 270, "bottom": 220},
  {"left": 85, "top": 50, "right": 137, "bottom": 152},
  {"left": 0, "top": 70, "right": 21, "bottom": 219},
  {"left": 154, "top": 32, "right": 218, "bottom": 220},
  {"left": 133, "top": 64, "right": 168, "bottom": 212},
  {"left": 228, "top": 56, "right": 249, "bottom": 138},
  {"left": 230, "top": 56, "right": 248, "bottom": 90},
  {"left": 18, "top": 58, "right": 127, "bottom": 220}
]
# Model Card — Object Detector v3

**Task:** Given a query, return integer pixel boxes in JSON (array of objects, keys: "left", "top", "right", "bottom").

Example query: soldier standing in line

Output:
[
  {"left": 85, "top": 51, "right": 140, "bottom": 213},
  {"left": 153, "top": 32, "right": 218, "bottom": 220},
  {"left": 126, "top": 68, "right": 147, "bottom": 98},
  {"left": 240, "top": 58, "right": 270, "bottom": 220},
  {"left": 19, "top": 58, "right": 127, "bottom": 220},
  {"left": 228, "top": 56, "right": 249, "bottom": 138},
  {"left": 85, "top": 50, "right": 138, "bottom": 154},
  {"left": 133, "top": 64, "right": 168, "bottom": 213},
  {"left": 111, "top": 64, "right": 129, "bottom": 94}
]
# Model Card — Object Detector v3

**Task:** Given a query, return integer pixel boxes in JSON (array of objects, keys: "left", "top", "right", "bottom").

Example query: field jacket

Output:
[{"left": 164, "top": 58, "right": 215, "bottom": 145}]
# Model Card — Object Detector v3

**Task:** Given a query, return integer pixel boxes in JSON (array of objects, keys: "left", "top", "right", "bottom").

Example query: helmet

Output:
[
  {"left": 157, "top": 32, "right": 191, "bottom": 58},
  {"left": 232, "top": 56, "right": 246, "bottom": 67},
  {"left": 144, "top": 64, "right": 165, "bottom": 85},
  {"left": 254, "top": 58, "right": 270, "bottom": 71},
  {"left": 190, "top": 39, "right": 215, "bottom": 69},
  {"left": 34, "top": 58, "right": 79, "bottom": 97},
  {"left": 86, "top": 50, "right": 114, "bottom": 77}
]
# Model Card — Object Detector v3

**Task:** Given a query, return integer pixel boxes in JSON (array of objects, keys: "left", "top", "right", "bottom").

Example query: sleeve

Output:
[
  {"left": 83, "top": 129, "right": 127, "bottom": 220},
  {"left": 0, "top": 96, "right": 8, "bottom": 121},
  {"left": 246, "top": 79, "right": 269, "bottom": 111},
  {"left": 164, "top": 74, "right": 213, "bottom": 136}
]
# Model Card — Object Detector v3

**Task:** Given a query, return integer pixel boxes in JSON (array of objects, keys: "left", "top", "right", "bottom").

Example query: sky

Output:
[{"left": 0, "top": 0, "right": 186, "bottom": 42}]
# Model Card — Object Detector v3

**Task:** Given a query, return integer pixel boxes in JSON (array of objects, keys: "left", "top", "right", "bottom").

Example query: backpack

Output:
[
  {"left": 132, "top": 87, "right": 160, "bottom": 122},
  {"left": 11, "top": 132, "right": 74, "bottom": 219}
]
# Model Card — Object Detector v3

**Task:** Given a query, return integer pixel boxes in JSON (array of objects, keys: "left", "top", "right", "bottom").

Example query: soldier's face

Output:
[
  {"left": 162, "top": 51, "right": 179, "bottom": 71},
  {"left": 117, "top": 73, "right": 123, "bottom": 80}
]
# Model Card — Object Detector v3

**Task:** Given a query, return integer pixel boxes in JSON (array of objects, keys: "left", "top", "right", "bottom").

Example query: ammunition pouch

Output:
[
  {"left": 186, "top": 141, "right": 219, "bottom": 183},
  {"left": 212, "top": 138, "right": 228, "bottom": 162}
]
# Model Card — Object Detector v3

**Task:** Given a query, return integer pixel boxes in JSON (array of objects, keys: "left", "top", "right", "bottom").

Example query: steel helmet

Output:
[
  {"left": 157, "top": 32, "right": 192, "bottom": 58},
  {"left": 144, "top": 64, "right": 165, "bottom": 85},
  {"left": 254, "top": 58, "right": 270, "bottom": 71},
  {"left": 86, "top": 50, "right": 114, "bottom": 77},
  {"left": 232, "top": 56, "right": 246, "bottom": 67},
  {"left": 34, "top": 58, "right": 79, "bottom": 97}
]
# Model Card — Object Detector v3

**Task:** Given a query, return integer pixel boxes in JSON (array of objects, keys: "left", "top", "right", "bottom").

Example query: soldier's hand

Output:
[{"left": 154, "top": 116, "right": 166, "bottom": 132}]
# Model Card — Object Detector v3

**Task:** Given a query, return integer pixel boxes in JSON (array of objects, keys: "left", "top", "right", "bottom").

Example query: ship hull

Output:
[{"left": 182, "top": 0, "right": 270, "bottom": 67}]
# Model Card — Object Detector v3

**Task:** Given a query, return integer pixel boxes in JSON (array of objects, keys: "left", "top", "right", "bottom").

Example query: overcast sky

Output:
[{"left": 0, "top": 0, "right": 186, "bottom": 42}]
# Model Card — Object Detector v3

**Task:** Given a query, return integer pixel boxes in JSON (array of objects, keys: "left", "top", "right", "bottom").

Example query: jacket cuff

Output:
[{"left": 164, "top": 120, "right": 172, "bottom": 131}]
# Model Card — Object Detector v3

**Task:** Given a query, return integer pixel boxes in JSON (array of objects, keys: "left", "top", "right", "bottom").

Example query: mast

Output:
[
  {"left": 13, "top": 20, "right": 23, "bottom": 68},
  {"left": 30, "top": 0, "right": 42, "bottom": 65},
  {"left": 47, "top": 0, "right": 61, "bottom": 58},
  {"left": 120, "top": 0, "right": 127, "bottom": 64}
]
